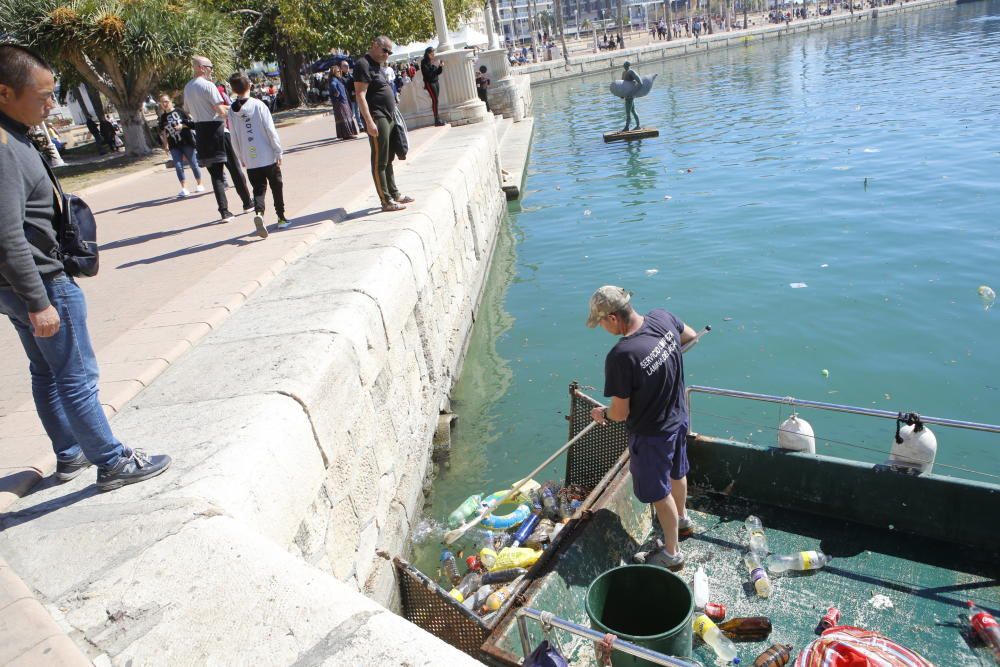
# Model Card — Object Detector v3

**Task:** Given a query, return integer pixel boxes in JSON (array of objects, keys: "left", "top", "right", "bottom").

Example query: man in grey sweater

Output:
[{"left": 0, "top": 45, "right": 171, "bottom": 490}]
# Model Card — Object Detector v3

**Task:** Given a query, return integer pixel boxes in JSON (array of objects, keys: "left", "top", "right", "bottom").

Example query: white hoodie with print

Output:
[{"left": 228, "top": 96, "right": 282, "bottom": 170}]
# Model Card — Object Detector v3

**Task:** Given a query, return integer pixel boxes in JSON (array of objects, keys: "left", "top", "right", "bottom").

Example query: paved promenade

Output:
[{"left": 0, "top": 114, "right": 446, "bottom": 510}]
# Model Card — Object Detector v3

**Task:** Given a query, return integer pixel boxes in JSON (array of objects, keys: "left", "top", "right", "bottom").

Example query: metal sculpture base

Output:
[{"left": 603, "top": 128, "right": 659, "bottom": 143}]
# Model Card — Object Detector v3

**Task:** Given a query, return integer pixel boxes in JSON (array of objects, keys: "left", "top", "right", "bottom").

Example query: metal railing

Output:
[
  {"left": 515, "top": 607, "right": 704, "bottom": 667},
  {"left": 685, "top": 385, "right": 1000, "bottom": 435}
]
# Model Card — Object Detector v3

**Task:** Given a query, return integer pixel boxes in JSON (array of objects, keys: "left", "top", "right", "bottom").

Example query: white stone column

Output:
[
  {"left": 485, "top": 1, "right": 501, "bottom": 49},
  {"left": 431, "top": 0, "right": 453, "bottom": 51},
  {"left": 436, "top": 48, "right": 490, "bottom": 126}
]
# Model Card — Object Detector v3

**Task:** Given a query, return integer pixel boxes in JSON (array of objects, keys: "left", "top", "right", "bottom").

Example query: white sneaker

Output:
[
  {"left": 178, "top": 189, "right": 189, "bottom": 198},
  {"left": 195, "top": 184, "right": 205, "bottom": 193},
  {"left": 253, "top": 214, "right": 268, "bottom": 239}
]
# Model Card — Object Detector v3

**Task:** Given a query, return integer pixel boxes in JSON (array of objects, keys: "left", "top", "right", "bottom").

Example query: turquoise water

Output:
[{"left": 415, "top": 0, "right": 1000, "bottom": 566}]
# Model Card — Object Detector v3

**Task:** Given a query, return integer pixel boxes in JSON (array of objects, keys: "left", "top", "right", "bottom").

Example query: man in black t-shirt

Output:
[
  {"left": 587, "top": 286, "right": 697, "bottom": 570},
  {"left": 354, "top": 36, "right": 414, "bottom": 212}
]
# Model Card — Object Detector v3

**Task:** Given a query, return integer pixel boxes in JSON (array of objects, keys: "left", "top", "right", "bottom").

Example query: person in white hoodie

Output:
[{"left": 227, "top": 72, "right": 286, "bottom": 238}]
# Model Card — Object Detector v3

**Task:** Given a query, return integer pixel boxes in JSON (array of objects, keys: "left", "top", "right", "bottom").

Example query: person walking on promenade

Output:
[
  {"left": 420, "top": 46, "right": 445, "bottom": 127},
  {"left": 98, "top": 113, "right": 119, "bottom": 153},
  {"left": 0, "top": 45, "right": 171, "bottom": 490},
  {"left": 228, "top": 73, "right": 286, "bottom": 237},
  {"left": 183, "top": 56, "right": 252, "bottom": 223},
  {"left": 157, "top": 94, "right": 204, "bottom": 198},
  {"left": 586, "top": 286, "right": 697, "bottom": 569},
  {"left": 329, "top": 66, "right": 359, "bottom": 140},
  {"left": 475, "top": 66, "right": 491, "bottom": 113},
  {"left": 340, "top": 61, "right": 363, "bottom": 131},
  {"left": 355, "top": 36, "right": 415, "bottom": 212}
]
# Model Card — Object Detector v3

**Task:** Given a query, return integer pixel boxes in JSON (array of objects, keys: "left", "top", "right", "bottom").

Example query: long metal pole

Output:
[
  {"left": 685, "top": 386, "right": 1000, "bottom": 434},
  {"left": 516, "top": 608, "right": 704, "bottom": 667}
]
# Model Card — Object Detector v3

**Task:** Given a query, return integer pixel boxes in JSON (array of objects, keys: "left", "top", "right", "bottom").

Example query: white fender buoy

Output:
[
  {"left": 777, "top": 413, "right": 816, "bottom": 454},
  {"left": 887, "top": 413, "right": 936, "bottom": 474}
]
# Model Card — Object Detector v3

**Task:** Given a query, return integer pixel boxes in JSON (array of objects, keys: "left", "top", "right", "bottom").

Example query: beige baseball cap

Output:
[{"left": 586, "top": 286, "right": 631, "bottom": 328}]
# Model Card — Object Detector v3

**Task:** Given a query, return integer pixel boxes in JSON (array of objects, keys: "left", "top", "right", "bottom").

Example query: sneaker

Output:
[
  {"left": 195, "top": 184, "right": 205, "bottom": 193},
  {"left": 220, "top": 211, "right": 235, "bottom": 223},
  {"left": 646, "top": 547, "right": 685, "bottom": 571},
  {"left": 679, "top": 515, "right": 696, "bottom": 536},
  {"left": 253, "top": 213, "right": 268, "bottom": 239},
  {"left": 56, "top": 450, "right": 92, "bottom": 482},
  {"left": 243, "top": 203, "right": 255, "bottom": 213},
  {"left": 96, "top": 449, "right": 171, "bottom": 492},
  {"left": 276, "top": 218, "right": 290, "bottom": 229},
  {"left": 178, "top": 189, "right": 189, "bottom": 198},
  {"left": 434, "top": 119, "right": 446, "bottom": 127}
]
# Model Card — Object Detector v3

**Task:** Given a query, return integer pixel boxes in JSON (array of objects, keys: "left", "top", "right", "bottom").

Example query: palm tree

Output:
[
  {"left": 616, "top": 0, "right": 625, "bottom": 41},
  {"left": 552, "top": 0, "right": 572, "bottom": 66},
  {"left": 0, "top": 0, "right": 235, "bottom": 156}
]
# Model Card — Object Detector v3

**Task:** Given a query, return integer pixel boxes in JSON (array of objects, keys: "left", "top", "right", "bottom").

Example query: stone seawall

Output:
[
  {"left": 0, "top": 120, "right": 509, "bottom": 664},
  {"left": 522, "top": 0, "right": 955, "bottom": 85}
]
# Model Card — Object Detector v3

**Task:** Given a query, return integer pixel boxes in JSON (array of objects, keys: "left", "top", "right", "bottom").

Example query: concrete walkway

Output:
[{"left": 0, "top": 114, "right": 445, "bottom": 511}]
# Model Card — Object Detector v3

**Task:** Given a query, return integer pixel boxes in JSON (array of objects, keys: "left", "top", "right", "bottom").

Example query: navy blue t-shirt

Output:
[{"left": 604, "top": 309, "right": 688, "bottom": 436}]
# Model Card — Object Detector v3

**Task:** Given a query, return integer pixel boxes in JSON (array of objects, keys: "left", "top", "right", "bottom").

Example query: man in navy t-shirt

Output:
[{"left": 586, "top": 285, "right": 697, "bottom": 569}]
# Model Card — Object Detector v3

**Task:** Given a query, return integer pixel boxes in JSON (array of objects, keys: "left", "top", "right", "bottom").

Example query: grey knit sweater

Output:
[{"left": 0, "top": 111, "right": 63, "bottom": 312}]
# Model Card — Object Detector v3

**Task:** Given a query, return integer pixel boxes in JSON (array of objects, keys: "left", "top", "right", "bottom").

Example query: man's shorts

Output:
[{"left": 628, "top": 425, "right": 690, "bottom": 504}]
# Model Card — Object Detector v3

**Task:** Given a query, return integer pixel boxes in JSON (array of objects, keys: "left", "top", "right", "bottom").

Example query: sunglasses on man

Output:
[{"left": 381, "top": 47, "right": 393, "bottom": 55}]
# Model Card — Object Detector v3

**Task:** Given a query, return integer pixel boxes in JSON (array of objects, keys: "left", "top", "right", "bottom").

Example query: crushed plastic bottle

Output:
[
  {"left": 979, "top": 285, "right": 996, "bottom": 312},
  {"left": 526, "top": 518, "right": 555, "bottom": 549},
  {"left": 462, "top": 584, "right": 493, "bottom": 611},
  {"left": 448, "top": 572, "right": 481, "bottom": 602},
  {"left": 448, "top": 494, "right": 482, "bottom": 528},
  {"left": 510, "top": 512, "right": 541, "bottom": 548},
  {"left": 440, "top": 549, "right": 461, "bottom": 585},
  {"left": 492, "top": 546, "right": 542, "bottom": 571},
  {"left": 744, "top": 516, "right": 769, "bottom": 556},
  {"left": 765, "top": 550, "right": 830, "bottom": 574},
  {"left": 483, "top": 585, "right": 514, "bottom": 613},
  {"left": 693, "top": 566, "right": 710, "bottom": 610},
  {"left": 693, "top": 613, "right": 738, "bottom": 662},
  {"left": 744, "top": 551, "right": 772, "bottom": 598},
  {"left": 967, "top": 600, "right": 1000, "bottom": 663}
]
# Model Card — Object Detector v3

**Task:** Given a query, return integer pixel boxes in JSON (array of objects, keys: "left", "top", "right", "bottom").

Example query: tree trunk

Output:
[
  {"left": 276, "top": 39, "right": 305, "bottom": 109},
  {"left": 490, "top": 0, "right": 504, "bottom": 45},
  {"left": 554, "top": 0, "right": 572, "bottom": 66},
  {"left": 116, "top": 105, "right": 152, "bottom": 157},
  {"left": 706, "top": 0, "right": 714, "bottom": 32},
  {"left": 665, "top": 0, "right": 674, "bottom": 39},
  {"left": 575, "top": 0, "right": 582, "bottom": 40},
  {"left": 527, "top": 0, "right": 539, "bottom": 62},
  {"left": 617, "top": 0, "right": 625, "bottom": 40}
]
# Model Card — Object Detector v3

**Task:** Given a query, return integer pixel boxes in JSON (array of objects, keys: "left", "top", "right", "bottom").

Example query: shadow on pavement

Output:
[
  {"left": 0, "top": 482, "right": 100, "bottom": 530},
  {"left": 95, "top": 192, "right": 211, "bottom": 215},
  {"left": 116, "top": 234, "right": 258, "bottom": 268},
  {"left": 280, "top": 207, "right": 349, "bottom": 228},
  {"left": 101, "top": 218, "right": 231, "bottom": 251},
  {"left": 283, "top": 137, "right": 348, "bottom": 155}
]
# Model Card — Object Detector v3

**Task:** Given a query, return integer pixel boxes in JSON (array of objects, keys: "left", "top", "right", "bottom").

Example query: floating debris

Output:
[
  {"left": 820, "top": 264, "right": 829, "bottom": 268},
  {"left": 863, "top": 148, "right": 880, "bottom": 153},
  {"left": 821, "top": 369, "right": 829, "bottom": 378},
  {"left": 869, "top": 594, "right": 894, "bottom": 610},
  {"left": 645, "top": 269, "right": 659, "bottom": 276},
  {"left": 790, "top": 282, "right": 808, "bottom": 289},
  {"left": 978, "top": 285, "right": 996, "bottom": 311},
  {"left": 832, "top": 166, "right": 851, "bottom": 171},
  {"left": 855, "top": 104, "right": 862, "bottom": 111},
  {"left": 583, "top": 209, "right": 591, "bottom": 216},
  {"left": 663, "top": 195, "right": 673, "bottom": 200},
  {"left": 724, "top": 317, "right": 733, "bottom": 322}
]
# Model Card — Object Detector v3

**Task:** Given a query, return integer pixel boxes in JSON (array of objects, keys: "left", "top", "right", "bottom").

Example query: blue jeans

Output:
[
  {"left": 169, "top": 144, "right": 202, "bottom": 184},
  {"left": 0, "top": 275, "right": 125, "bottom": 469}
]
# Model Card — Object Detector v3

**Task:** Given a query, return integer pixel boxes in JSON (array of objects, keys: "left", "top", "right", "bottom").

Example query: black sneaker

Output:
[
  {"left": 97, "top": 449, "right": 172, "bottom": 492},
  {"left": 56, "top": 451, "right": 93, "bottom": 482}
]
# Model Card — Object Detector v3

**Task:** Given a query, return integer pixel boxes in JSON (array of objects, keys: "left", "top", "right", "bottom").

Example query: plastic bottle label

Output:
[
  {"left": 692, "top": 614, "right": 713, "bottom": 637},
  {"left": 972, "top": 612, "right": 999, "bottom": 632},
  {"left": 750, "top": 567, "right": 766, "bottom": 583},
  {"left": 801, "top": 550, "right": 818, "bottom": 569}
]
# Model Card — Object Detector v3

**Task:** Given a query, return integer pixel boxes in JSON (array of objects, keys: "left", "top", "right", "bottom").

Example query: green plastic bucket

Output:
[{"left": 585, "top": 564, "right": 694, "bottom": 667}]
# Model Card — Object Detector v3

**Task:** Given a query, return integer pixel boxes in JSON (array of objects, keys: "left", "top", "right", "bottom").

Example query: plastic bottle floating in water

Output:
[
  {"left": 766, "top": 550, "right": 830, "bottom": 574},
  {"left": 979, "top": 285, "right": 996, "bottom": 311},
  {"left": 440, "top": 549, "right": 462, "bottom": 585}
]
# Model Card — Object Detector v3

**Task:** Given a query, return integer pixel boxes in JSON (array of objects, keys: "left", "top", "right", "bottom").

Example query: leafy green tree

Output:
[{"left": 0, "top": 0, "right": 237, "bottom": 156}]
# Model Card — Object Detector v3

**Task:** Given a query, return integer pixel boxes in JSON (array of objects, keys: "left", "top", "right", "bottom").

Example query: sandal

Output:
[
  {"left": 395, "top": 195, "right": 415, "bottom": 204},
  {"left": 381, "top": 201, "right": 406, "bottom": 212}
]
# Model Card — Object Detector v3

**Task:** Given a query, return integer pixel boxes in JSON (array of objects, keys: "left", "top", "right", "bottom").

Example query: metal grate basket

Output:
[
  {"left": 394, "top": 557, "right": 490, "bottom": 658},
  {"left": 565, "top": 382, "right": 629, "bottom": 489}
]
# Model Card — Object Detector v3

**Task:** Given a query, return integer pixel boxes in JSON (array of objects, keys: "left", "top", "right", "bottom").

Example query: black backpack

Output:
[{"left": 40, "top": 155, "right": 99, "bottom": 278}]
